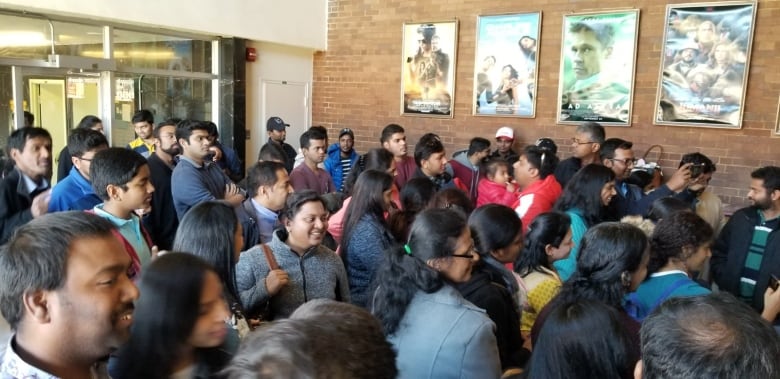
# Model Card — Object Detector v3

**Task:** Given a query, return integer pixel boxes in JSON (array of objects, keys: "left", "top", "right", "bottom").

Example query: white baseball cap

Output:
[{"left": 495, "top": 127, "right": 515, "bottom": 141}]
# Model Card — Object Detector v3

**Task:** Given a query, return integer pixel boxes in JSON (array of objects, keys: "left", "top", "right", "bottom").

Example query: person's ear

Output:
[
  {"left": 9, "top": 148, "right": 21, "bottom": 161},
  {"left": 23, "top": 289, "right": 52, "bottom": 324},
  {"left": 591, "top": 143, "right": 601, "bottom": 154},
  {"left": 771, "top": 189, "right": 780, "bottom": 202},
  {"left": 603, "top": 158, "right": 613, "bottom": 168},
  {"left": 634, "top": 360, "right": 643, "bottom": 379},
  {"left": 544, "top": 244, "right": 555, "bottom": 258},
  {"left": 71, "top": 156, "right": 81, "bottom": 168},
  {"left": 528, "top": 166, "right": 540, "bottom": 178},
  {"left": 106, "top": 183, "right": 122, "bottom": 201}
]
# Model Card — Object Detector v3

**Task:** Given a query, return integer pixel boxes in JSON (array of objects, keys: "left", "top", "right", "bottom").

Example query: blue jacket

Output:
[
  {"left": 323, "top": 143, "right": 358, "bottom": 192},
  {"left": 48, "top": 166, "right": 101, "bottom": 212},
  {"left": 389, "top": 285, "right": 501, "bottom": 379}
]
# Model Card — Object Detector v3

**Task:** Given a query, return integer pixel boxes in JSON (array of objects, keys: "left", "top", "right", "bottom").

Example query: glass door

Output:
[{"left": 11, "top": 67, "right": 102, "bottom": 183}]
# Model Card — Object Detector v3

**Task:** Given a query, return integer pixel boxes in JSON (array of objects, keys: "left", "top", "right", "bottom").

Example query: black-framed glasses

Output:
[
  {"left": 451, "top": 244, "right": 477, "bottom": 259},
  {"left": 610, "top": 158, "right": 637, "bottom": 166},
  {"left": 571, "top": 137, "right": 595, "bottom": 145},
  {"left": 78, "top": 157, "right": 93, "bottom": 162}
]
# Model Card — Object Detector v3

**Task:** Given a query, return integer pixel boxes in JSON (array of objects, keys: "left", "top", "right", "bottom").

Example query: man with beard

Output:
[
  {"left": 264, "top": 116, "right": 297, "bottom": 173},
  {"left": 667, "top": 42, "right": 702, "bottom": 78},
  {"left": 324, "top": 128, "right": 358, "bottom": 193},
  {"left": 712, "top": 166, "right": 780, "bottom": 314},
  {"left": 0, "top": 212, "right": 139, "bottom": 378},
  {"left": 144, "top": 119, "right": 181, "bottom": 250},
  {"left": 289, "top": 128, "right": 334, "bottom": 195}
]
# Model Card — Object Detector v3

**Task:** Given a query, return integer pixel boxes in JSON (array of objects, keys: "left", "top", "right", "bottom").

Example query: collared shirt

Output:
[
  {"left": 250, "top": 198, "right": 280, "bottom": 244},
  {"left": 48, "top": 167, "right": 101, "bottom": 212},
  {"left": 0, "top": 336, "right": 109, "bottom": 379},
  {"left": 20, "top": 174, "right": 48, "bottom": 196},
  {"left": 92, "top": 204, "right": 152, "bottom": 268}
]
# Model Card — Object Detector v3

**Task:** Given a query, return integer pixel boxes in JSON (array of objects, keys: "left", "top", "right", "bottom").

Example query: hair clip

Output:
[{"left": 403, "top": 244, "right": 413, "bottom": 256}]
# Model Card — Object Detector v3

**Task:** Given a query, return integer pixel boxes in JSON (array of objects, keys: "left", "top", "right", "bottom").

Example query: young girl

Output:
[
  {"left": 112, "top": 253, "right": 232, "bottom": 379},
  {"left": 477, "top": 159, "right": 518, "bottom": 208}
]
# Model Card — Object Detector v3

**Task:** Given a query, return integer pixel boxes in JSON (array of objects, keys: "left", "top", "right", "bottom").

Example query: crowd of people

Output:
[{"left": 0, "top": 112, "right": 779, "bottom": 378}]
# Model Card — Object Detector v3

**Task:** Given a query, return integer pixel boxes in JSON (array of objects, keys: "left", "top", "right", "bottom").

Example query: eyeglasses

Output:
[
  {"left": 451, "top": 244, "right": 477, "bottom": 259},
  {"left": 610, "top": 158, "right": 638, "bottom": 166},
  {"left": 341, "top": 128, "right": 352, "bottom": 134},
  {"left": 571, "top": 138, "right": 595, "bottom": 145},
  {"left": 78, "top": 157, "right": 93, "bottom": 162}
]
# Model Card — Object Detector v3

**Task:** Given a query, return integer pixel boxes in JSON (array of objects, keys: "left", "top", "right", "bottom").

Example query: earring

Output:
[{"left": 621, "top": 271, "right": 631, "bottom": 288}]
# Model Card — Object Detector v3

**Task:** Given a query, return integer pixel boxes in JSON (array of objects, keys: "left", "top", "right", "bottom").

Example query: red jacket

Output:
[
  {"left": 477, "top": 179, "right": 518, "bottom": 208},
  {"left": 512, "top": 175, "right": 562, "bottom": 232}
]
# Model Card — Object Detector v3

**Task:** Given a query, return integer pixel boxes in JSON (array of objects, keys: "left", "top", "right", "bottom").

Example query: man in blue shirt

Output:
[
  {"left": 238, "top": 161, "right": 293, "bottom": 248},
  {"left": 49, "top": 129, "right": 107, "bottom": 212},
  {"left": 171, "top": 120, "right": 245, "bottom": 219}
]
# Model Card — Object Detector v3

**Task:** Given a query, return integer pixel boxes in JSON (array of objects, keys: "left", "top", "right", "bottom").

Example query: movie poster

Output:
[
  {"left": 557, "top": 10, "right": 640, "bottom": 126},
  {"left": 401, "top": 20, "right": 458, "bottom": 117},
  {"left": 655, "top": 2, "right": 757, "bottom": 129},
  {"left": 473, "top": 12, "right": 540, "bottom": 117}
]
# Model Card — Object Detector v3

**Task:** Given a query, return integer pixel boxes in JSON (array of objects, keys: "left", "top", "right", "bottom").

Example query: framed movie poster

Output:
[
  {"left": 654, "top": 2, "right": 757, "bottom": 129},
  {"left": 776, "top": 96, "right": 780, "bottom": 135},
  {"left": 557, "top": 10, "right": 640, "bottom": 126},
  {"left": 473, "top": 12, "right": 541, "bottom": 117},
  {"left": 401, "top": 20, "right": 458, "bottom": 117}
]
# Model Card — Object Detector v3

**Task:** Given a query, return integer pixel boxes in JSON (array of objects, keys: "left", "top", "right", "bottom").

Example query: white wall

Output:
[
  {"left": 245, "top": 41, "right": 315, "bottom": 164},
  {"left": 0, "top": 0, "right": 327, "bottom": 50}
]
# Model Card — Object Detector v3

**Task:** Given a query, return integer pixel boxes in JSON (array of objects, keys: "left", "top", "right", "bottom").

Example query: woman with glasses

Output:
[
  {"left": 371, "top": 208, "right": 501, "bottom": 379},
  {"left": 553, "top": 164, "right": 617, "bottom": 281}
]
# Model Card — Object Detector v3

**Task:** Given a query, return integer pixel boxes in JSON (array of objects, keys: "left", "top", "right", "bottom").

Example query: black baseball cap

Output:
[{"left": 267, "top": 116, "right": 289, "bottom": 131}]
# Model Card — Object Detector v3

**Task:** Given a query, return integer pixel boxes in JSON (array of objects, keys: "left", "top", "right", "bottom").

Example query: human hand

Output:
[
  {"left": 265, "top": 269, "right": 289, "bottom": 296},
  {"left": 762, "top": 285, "right": 780, "bottom": 322},
  {"left": 209, "top": 146, "right": 223, "bottom": 162},
  {"left": 151, "top": 245, "right": 159, "bottom": 260},
  {"left": 667, "top": 163, "right": 692, "bottom": 192},
  {"left": 224, "top": 183, "right": 244, "bottom": 206},
  {"left": 31, "top": 189, "right": 51, "bottom": 218}
]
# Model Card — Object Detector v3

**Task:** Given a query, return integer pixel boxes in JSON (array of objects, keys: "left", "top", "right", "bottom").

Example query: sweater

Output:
[
  {"left": 236, "top": 229, "right": 350, "bottom": 319},
  {"left": 513, "top": 175, "right": 562, "bottom": 232},
  {"left": 344, "top": 214, "right": 395, "bottom": 307}
]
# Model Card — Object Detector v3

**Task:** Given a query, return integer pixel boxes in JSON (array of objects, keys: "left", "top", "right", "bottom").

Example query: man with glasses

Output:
[
  {"left": 324, "top": 128, "right": 358, "bottom": 193},
  {"left": 48, "top": 129, "right": 108, "bottom": 212},
  {"left": 554, "top": 122, "right": 605, "bottom": 188},
  {"left": 600, "top": 138, "right": 692, "bottom": 219}
]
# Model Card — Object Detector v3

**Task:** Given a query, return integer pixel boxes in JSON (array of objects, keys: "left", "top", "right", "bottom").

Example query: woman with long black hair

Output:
[
  {"left": 174, "top": 201, "right": 250, "bottom": 348},
  {"left": 341, "top": 170, "right": 397, "bottom": 307},
  {"left": 112, "top": 253, "right": 232, "bottom": 378},
  {"left": 371, "top": 208, "right": 501, "bottom": 378}
]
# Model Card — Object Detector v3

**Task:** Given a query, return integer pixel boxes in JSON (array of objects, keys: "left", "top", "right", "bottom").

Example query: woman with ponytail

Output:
[
  {"left": 531, "top": 222, "right": 648, "bottom": 365},
  {"left": 371, "top": 208, "right": 501, "bottom": 379}
]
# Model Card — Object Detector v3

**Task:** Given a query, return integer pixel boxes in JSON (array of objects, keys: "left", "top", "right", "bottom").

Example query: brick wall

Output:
[{"left": 313, "top": 0, "right": 780, "bottom": 208}]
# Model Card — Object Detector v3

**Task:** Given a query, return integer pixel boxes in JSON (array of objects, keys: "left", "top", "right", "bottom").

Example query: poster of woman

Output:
[
  {"left": 401, "top": 20, "right": 458, "bottom": 117},
  {"left": 557, "top": 10, "right": 640, "bottom": 126},
  {"left": 473, "top": 12, "right": 541, "bottom": 117},
  {"left": 655, "top": 2, "right": 757, "bottom": 129}
]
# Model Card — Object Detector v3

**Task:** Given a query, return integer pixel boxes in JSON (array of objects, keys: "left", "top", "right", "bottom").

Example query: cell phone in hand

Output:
[
  {"left": 769, "top": 274, "right": 779, "bottom": 291},
  {"left": 689, "top": 163, "right": 705, "bottom": 178}
]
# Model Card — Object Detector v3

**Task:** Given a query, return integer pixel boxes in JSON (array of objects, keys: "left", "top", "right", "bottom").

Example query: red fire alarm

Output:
[{"left": 246, "top": 47, "right": 257, "bottom": 62}]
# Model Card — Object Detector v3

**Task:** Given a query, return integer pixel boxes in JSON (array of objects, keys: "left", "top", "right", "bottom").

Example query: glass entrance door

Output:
[{"left": 5, "top": 67, "right": 102, "bottom": 183}]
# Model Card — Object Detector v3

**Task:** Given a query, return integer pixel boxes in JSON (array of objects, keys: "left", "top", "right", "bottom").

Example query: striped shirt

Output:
[
  {"left": 339, "top": 157, "right": 352, "bottom": 191},
  {"left": 739, "top": 210, "right": 780, "bottom": 302}
]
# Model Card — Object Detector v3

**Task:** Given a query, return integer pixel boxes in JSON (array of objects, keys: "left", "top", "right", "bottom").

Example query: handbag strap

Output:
[
  {"left": 642, "top": 144, "right": 664, "bottom": 161},
  {"left": 261, "top": 244, "right": 280, "bottom": 270}
]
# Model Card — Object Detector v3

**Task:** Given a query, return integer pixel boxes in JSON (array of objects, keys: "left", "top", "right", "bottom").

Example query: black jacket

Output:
[
  {"left": 144, "top": 154, "right": 178, "bottom": 250},
  {"left": 0, "top": 169, "right": 48, "bottom": 243},
  {"left": 455, "top": 263, "right": 529, "bottom": 370},
  {"left": 712, "top": 206, "right": 780, "bottom": 312}
]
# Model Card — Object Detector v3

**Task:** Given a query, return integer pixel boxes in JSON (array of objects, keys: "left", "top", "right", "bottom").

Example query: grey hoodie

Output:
[{"left": 237, "top": 229, "right": 350, "bottom": 319}]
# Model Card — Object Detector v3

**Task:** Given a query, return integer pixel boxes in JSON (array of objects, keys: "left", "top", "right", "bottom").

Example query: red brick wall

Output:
[{"left": 313, "top": 0, "right": 780, "bottom": 208}]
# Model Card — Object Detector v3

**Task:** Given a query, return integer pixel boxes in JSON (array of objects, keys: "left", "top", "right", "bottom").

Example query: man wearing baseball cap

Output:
[
  {"left": 489, "top": 127, "right": 520, "bottom": 172},
  {"left": 264, "top": 116, "right": 297, "bottom": 173}
]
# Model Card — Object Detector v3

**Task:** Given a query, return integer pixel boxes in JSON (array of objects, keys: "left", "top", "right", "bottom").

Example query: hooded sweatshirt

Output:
[{"left": 513, "top": 175, "right": 562, "bottom": 232}]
